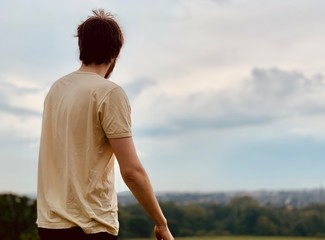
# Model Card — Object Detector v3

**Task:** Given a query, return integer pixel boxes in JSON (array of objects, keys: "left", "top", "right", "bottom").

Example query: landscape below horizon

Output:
[{"left": 6, "top": 187, "right": 325, "bottom": 209}]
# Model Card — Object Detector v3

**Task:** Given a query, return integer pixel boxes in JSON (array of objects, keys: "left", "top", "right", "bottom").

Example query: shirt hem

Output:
[{"left": 37, "top": 222, "right": 118, "bottom": 236}]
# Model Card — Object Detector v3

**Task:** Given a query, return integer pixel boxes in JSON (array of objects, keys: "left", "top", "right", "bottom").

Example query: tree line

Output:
[{"left": 1, "top": 193, "right": 325, "bottom": 239}]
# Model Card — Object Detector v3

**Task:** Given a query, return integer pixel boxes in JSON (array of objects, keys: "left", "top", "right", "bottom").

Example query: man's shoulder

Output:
[{"left": 49, "top": 72, "right": 127, "bottom": 98}]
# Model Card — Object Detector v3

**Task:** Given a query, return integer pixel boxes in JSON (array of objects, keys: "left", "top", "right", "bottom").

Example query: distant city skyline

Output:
[{"left": 1, "top": 0, "right": 325, "bottom": 194}]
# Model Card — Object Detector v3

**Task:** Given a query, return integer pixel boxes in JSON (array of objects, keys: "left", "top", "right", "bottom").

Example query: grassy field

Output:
[{"left": 131, "top": 237, "right": 323, "bottom": 240}]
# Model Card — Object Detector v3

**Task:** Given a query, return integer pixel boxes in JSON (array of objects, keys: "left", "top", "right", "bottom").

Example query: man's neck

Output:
[{"left": 78, "top": 63, "right": 109, "bottom": 78}]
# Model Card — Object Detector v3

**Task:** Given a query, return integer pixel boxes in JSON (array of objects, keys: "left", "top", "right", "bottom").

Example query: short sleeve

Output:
[{"left": 98, "top": 86, "right": 132, "bottom": 138}]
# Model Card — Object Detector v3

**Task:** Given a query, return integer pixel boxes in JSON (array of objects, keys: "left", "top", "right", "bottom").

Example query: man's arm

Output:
[{"left": 109, "top": 137, "right": 174, "bottom": 240}]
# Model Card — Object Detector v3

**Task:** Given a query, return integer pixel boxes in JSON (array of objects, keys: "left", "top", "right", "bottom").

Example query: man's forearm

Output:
[
  {"left": 122, "top": 167, "right": 167, "bottom": 226},
  {"left": 109, "top": 137, "right": 168, "bottom": 227}
]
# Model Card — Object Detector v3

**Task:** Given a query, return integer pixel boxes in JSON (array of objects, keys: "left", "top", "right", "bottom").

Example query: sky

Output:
[{"left": 1, "top": 0, "right": 325, "bottom": 194}]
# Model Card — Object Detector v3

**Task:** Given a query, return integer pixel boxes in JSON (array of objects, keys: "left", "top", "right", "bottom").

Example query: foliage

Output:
[
  {"left": 119, "top": 196, "right": 325, "bottom": 238},
  {"left": 0, "top": 194, "right": 38, "bottom": 240},
  {"left": 2, "top": 193, "right": 325, "bottom": 239}
]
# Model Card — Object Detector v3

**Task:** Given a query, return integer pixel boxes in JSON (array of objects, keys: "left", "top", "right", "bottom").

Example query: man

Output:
[{"left": 37, "top": 9, "right": 174, "bottom": 240}]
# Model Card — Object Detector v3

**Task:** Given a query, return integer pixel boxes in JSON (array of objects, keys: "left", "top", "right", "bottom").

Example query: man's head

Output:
[{"left": 77, "top": 9, "right": 124, "bottom": 78}]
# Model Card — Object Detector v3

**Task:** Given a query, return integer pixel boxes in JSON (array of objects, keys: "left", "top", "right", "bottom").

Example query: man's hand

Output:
[{"left": 154, "top": 225, "right": 174, "bottom": 240}]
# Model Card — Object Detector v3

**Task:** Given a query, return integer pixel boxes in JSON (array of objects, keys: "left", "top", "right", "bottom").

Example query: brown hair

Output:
[{"left": 77, "top": 9, "right": 124, "bottom": 65}]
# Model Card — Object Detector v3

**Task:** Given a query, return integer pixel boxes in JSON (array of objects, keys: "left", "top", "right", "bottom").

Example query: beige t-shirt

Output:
[{"left": 37, "top": 72, "right": 132, "bottom": 235}]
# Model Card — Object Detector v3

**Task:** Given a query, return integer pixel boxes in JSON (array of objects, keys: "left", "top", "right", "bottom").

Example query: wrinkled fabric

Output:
[{"left": 37, "top": 72, "right": 132, "bottom": 235}]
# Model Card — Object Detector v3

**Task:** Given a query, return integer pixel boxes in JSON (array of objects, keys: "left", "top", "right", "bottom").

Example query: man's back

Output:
[
  {"left": 37, "top": 9, "right": 174, "bottom": 240},
  {"left": 37, "top": 71, "right": 132, "bottom": 235}
]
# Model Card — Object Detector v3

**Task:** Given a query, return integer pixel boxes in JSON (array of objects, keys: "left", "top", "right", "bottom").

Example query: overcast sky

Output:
[{"left": 1, "top": 0, "right": 325, "bottom": 194}]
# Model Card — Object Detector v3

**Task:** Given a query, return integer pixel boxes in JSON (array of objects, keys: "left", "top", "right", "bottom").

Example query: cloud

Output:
[
  {"left": 244, "top": 68, "right": 325, "bottom": 116},
  {"left": 248, "top": 68, "right": 323, "bottom": 98},
  {"left": 123, "top": 78, "right": 156, "bottom": 100},
  {"left": 0, "top": 80, "right": 42, "bottom": 117},
  {"left": 0, "top": 102, "right": 41, "bottom": 117},
  {"left": 132, "top": 67, "right": 325, "bottom": 136}
]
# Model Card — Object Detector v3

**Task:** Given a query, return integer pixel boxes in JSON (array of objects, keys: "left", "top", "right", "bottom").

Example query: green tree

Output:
[
  {"left": 255, "top": 215, "right": 279, "bottom": 235},
  {"left": 0, "top": 194, "right": 38, "bottom": 240},
  {"left": 227, "top": 196, "right": 261, "bottom": 234},
  {"left": 127, "top": 216, "right": 152, "bottom": 238}
]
